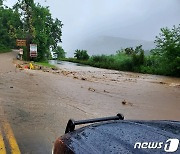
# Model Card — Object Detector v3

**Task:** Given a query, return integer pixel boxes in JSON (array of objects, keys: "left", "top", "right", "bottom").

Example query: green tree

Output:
[
  {"left": 131, "top": 45, "right": 145, "bottom": 72},
  {"left": 13, "top": 0, "right": 63, "bottom": 61},
  {"left": 153, "top": 25, "right": 180, "bottom": 76},
  {"left": 74, "top": 49, "right": 89, "bottom": 60},
  {"left": 53, "top": 46, "right": 66, "bottom": 59},
  {"left": 124, "top": 47, "right": 134, "bottom": 55},
  {"left": 134, "top": 45, "right": 144, "bottom": 64},
  {"left": 0, "top": 0, "right": 3, "bottom": 6},
  {"left": 0, "top": 5, "right": 22, "bottom": 51}
]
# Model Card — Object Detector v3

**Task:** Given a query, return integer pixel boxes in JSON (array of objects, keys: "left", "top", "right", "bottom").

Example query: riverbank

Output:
[{"left": 60, "top": 52, "right": 180, "bottom": 77}]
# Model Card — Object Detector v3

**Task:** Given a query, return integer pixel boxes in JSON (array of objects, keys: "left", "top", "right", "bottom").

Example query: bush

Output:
[{"left": 87, "top": 53, "right": 133, "bottom": 71}]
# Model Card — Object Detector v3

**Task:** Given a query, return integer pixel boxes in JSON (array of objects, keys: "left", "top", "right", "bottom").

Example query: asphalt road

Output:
[
  {"left": 0, "top": 52, "right": 91, "bottom": 153},
  {"left": 0, "top": 51, "right": 180, "bottom": 153}
]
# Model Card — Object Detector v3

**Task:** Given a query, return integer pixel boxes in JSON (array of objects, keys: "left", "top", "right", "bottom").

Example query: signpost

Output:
[
  {"left": 16, "top": 39, "right": 26, "bottom": 47},
  {"left": 16, "top": 37, "right": 37, "bottom": 60},
  {"left": 16, "top": 39, "right": 26, "bottom": 61},
  {"left": 30, "top": 44, "right": 38, "bottom": 58}
]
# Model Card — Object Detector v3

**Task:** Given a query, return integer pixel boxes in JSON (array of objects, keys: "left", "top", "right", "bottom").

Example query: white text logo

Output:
[{"left": 134, "top": 139, "right": 179, "bottom": 152}]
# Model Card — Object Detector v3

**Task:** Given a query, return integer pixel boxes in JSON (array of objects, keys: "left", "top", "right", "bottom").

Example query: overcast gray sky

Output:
[{"left": 4, "top": 0, "right": 180, "bottom": 56}]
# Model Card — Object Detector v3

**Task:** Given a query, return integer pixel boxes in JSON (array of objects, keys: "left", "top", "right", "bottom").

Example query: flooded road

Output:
[
  {"left": 49, "top": 60, "right": 180, "bottom": 85},
  {"left": 49, "top": 60, "right": 180, "bottom": 120},
  {"left": 0, "top": 53, "right": 180, "bottom": 153}
]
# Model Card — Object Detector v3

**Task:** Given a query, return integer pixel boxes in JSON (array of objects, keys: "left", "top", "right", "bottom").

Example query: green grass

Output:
[
  {"left": 63, "top": 53, "right": 134, "bottom": 71},
  {"left": 34, "top": 62, "right": 57, "bottom": 69},
  {"left": 0, "top": 47, "right": 11, "bottom": 53}
]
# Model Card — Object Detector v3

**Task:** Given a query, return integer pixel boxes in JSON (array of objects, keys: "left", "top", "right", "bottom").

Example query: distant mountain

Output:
[{"left": 77, "top": 36, "right": 155, "bottom": 56}]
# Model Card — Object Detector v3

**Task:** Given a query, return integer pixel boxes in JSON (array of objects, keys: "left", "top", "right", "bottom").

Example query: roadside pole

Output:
[
  {"left": 26, "top": 35, "right": 32, "bottom": 61},
  {"left": 19, "top": 49, "right": 23, "bottom": 60}
]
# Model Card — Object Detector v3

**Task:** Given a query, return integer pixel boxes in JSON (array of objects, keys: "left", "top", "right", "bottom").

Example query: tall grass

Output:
[
  {"left": 88, "top": 54, "right": 133, "bottom": 71},
  {"left": 63, "top": 53, "right": 133, "bottom": 72}
]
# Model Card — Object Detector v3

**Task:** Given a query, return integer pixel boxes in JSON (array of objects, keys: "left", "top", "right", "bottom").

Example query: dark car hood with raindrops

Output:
[{"left": 54, "top": 120, "right": 180, "bottom": 154}]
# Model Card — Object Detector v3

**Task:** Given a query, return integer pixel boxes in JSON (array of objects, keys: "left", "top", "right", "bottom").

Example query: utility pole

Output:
[{"left": 24, "top": 0, "right": 35, "bottom": 61}]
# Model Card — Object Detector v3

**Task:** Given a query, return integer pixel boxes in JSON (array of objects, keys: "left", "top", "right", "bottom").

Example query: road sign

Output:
[
  {"left": 16, "top": 39, "right": 26, "bottom": 46},
  {"left": 30, "top": 44, "right": 38, "bottom": 58},
  {"left": 19, "top": 49, "right": 23, "bottom": 55}
]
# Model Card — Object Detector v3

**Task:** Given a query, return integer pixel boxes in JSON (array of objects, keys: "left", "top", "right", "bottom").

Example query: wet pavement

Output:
[{"left": 0, "top": 52, "right": 180, "bottom": 153}]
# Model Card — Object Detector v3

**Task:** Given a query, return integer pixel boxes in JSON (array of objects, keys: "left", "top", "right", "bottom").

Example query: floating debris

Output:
[
  {"left": 104, "top": 90, "right": 109, "bottom": 93},
  {"left": 150, "top": 81, "right": 167, "bottom": 85},
  {"left": 81, "top": 77, "right": 87, "bottom": 81},
  {"left": 122, "top": 100, "right": 127, "bottom": 105},
  {"left": 43, "top": 70, "right": 50, "bottom": 72},
  {"left": 73, "top": 76, "right": 78, "bottom": 79},
  {"left": 122, "top": 100, "right": 133, "bottom": 106},
  {"left": 88, "top": 87, "right": 95, "bottom": 92},
  {"left": 52, "top": 67, "right": 58, "bottom": 70},
  {"left": 159, "top": 81, "right": 166, "bottom": 84}
]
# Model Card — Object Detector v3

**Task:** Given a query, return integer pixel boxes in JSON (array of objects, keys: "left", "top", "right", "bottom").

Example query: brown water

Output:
[
  {"left": 49, "top": 60, "right": 180, "bottom": 120},
  {"left": 49, "top": 60, "right": 180, "bottom": 85}
]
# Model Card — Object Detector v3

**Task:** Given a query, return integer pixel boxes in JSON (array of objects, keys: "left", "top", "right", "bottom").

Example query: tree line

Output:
[{"left": 0, "top": 0, "right": 63, "bottom": 61}]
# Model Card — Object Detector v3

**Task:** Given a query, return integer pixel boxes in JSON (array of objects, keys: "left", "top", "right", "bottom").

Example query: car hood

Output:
[{"left": 55, "top": 120, "right": 180, "bottom": 154}]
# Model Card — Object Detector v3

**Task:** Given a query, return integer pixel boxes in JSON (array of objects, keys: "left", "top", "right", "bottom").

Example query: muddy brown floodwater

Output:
[{"left": 0, "top": 52, "right": 180, "bottom": 153}]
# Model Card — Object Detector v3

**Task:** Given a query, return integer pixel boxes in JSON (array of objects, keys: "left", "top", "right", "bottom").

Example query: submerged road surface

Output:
[{"left": 0, "top": 52, "right": 180, "bottom": 153}]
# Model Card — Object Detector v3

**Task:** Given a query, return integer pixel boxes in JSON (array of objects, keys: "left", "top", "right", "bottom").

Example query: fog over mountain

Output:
[{"left": 72, "top": 36, "right": 155, "bottom": 56}]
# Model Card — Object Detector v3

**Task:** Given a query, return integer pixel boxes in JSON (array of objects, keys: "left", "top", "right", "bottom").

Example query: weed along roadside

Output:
[{"left": 14, "top": 59, "right": 58, "bottom": 72}]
